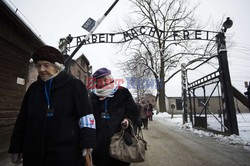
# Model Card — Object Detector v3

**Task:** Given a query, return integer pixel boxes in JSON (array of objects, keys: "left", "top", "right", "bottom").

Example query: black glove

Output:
[{"left": 123, "top": 131, "right": 133, "bottom": 146}]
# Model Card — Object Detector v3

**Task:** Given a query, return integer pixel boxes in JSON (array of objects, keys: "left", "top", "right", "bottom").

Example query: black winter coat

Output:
[
  {"left": 8, "top": 71, "right": 96, "bottom": 166},
  {"left": 90, "top": 86, "right": 139, "bottom": 166}
]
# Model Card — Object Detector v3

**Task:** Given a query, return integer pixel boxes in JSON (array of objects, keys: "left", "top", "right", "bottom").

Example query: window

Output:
[
  {"left": 176, "top": 99, "right": 182, "bottom": 110},
  {"left": 81, "top": 59, "right": 86, "bottom": 69}
]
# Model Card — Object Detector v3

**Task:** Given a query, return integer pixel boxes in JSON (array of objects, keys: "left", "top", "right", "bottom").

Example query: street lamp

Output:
[
  {"left": 222, "top": 17, "right": 233, "bottom": 32},
  {"left": 65, "top": 34, "right": 73, "bottom": 44},
  {"left": 216, "top": 17, "right": 233, "bottom": 52},
  {"left": 59, "top": 34, "right": 73, "bottom": 55}
]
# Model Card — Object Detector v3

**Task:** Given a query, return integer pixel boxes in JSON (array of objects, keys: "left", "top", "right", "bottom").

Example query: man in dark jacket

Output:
[
  {"left": 8, "top": 45, "right": 96, "bottom": 166},
  {"left": 89, "top": 68, "right": 139, "bottom": 166}
]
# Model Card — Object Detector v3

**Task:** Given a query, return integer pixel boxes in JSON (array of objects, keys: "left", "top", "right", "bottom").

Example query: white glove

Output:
[
  {"left": 82, "top": 148, "right": 93, "bottom": 157},
  {"left": 10, "top": 153, "right": 23, "bottom": 164}
]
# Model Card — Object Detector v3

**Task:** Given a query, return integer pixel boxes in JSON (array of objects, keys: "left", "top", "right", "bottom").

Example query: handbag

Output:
[{"left": 109, "top": 120, "right": 147, "bottom": 163}]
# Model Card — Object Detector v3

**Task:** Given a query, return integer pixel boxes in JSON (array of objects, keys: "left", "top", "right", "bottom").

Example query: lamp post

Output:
[
  {"left": 216, "top": 17, "right": 239, "bottom": 135},
  {"left": 58, "top": 34, "right": 74, "bottom": 72},
  {"left": 59, "top": 34, "right": 73, "bottom": 55}
]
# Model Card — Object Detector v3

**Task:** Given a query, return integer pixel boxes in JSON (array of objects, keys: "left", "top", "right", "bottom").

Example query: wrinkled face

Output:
[
  {"left": 35, "top": 61, "right": 58, "bottom": 81},
  {"left": 95, "top": 75, "right": 114, "bottom": 89}
]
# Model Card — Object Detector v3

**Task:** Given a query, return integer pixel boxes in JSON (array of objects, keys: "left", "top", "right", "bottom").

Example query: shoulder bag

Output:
[{"left": 109, "top": 120, "right": 147, "bottom": 163}]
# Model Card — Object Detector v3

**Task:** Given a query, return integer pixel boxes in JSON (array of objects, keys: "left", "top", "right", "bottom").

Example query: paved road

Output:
[
  {"left": 131, "top": 118, "right": 250, "bottom": 166},
  {"left": 2, "top": 118, "right": 250, "bottom": 166}
]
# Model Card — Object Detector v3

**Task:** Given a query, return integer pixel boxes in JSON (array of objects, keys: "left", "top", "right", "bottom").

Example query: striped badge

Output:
[{"left": 79, "top": 114, "right": 96, "bottom": 129}]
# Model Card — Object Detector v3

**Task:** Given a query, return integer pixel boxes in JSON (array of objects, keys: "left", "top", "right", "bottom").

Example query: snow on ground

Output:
[{"left": 154, "top": 111, "right": 250, "bottom": 151}]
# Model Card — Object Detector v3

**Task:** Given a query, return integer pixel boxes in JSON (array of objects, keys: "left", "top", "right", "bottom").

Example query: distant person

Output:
[
  {"left": 147, "top": 101, "right": 153, "bottom": 121},
  {"left": 135, "top": 100, "right": 143, "bottom": 133},
  {"left": 89, "top": 67, "right": 139, "bottom": 166},
  {"left": 140, "top": 100, "right": 148, "bottom": 129},
  {"left": 8, "top": 45, "right": 96, "bottom": 166}
]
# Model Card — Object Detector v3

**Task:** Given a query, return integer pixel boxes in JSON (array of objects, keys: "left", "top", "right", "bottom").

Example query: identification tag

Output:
[
  {"left": 47, "top": 108, "right": 54, "bottom": 117},
  {"left": 101, "top": 112, "right": 110, "bottom": 119}
]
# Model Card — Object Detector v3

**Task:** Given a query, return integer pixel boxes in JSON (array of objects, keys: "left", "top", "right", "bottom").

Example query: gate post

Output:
[
  {"left": 181, "top": 63, "right": 188, "bottom": 124},
  {"left": 244, "top": 82, "right": 250, "bottom": 112},
  {"left": 216, "top": 17, "right": 239, "bottom": 135}
]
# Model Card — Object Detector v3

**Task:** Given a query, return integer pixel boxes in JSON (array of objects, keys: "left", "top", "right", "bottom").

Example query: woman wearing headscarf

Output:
[
  {"left": 8, "top": 45, "right": 96, "bottom": 166},
  {"left": 89, "top": 68, "right": 139, "bottom": 166}
]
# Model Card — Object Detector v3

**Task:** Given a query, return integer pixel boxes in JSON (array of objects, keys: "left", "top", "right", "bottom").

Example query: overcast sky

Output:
[{"left": 5, "top": 0, "right": 250, "bottom": 96}]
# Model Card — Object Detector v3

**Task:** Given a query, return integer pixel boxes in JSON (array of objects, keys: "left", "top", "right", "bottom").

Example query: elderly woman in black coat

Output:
[
  {"left": 89, "top": 68, "right": 139, "bottom": 166},
  {"left": 8, "top": 45, "right": 96, "bottom": 166}
]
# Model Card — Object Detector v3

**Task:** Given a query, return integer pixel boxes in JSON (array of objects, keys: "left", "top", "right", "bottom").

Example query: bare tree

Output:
[
  {"left": 119, "top": 57, "right": 153, "bottom": 102},
  {"left": 117, "top": 0, "right": 218, "bottom": 112}
]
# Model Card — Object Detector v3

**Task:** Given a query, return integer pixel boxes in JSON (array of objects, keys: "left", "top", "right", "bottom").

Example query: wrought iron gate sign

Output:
[{"left": 68, "top": 26, "right": 219, "bottom": 48}]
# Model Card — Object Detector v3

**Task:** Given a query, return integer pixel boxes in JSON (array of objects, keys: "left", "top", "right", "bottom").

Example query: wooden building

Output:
[
  {"left": 67, "top": 54, "right": 91, "bottom": 85},
  {"left": 0, "top": 0, "right": 44, "bottom": 155}
]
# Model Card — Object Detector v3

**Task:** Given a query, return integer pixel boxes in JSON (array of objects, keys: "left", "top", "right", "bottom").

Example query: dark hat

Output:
[
  {"left": 32, "top": 45, "right": 64, "bottom": 64},
  {"left": 92, "top": 68, "right": 111, "bottom": 79}
]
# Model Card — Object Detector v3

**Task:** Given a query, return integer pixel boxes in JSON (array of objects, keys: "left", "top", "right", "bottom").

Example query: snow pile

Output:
[{"left": 154, "top": 112, "right": 250, "bottom": 151}]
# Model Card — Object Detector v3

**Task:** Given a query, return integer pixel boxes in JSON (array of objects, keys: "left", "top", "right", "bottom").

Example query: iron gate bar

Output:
[
  {"left": 193, "top": 89, "right": 196, "bottom": 125},
  {"left": 188, "top": 79, "right": 220, "bottom": 90},
  {"left": 186, "top": 55, "right": 218, "bottom": 72},
  {"left": 217, "top": 82, "right": 224, "bottom": 131},
  {"left": 188, "top": 90, "right": 193, "bottom": 124},
  {"left": 189, "top": 87, "right": 228, "bottom": 131},
  {"left": 189, "top": 82, "right": 218, "bottom": 117},
  {"left": 188, "top": 70, "right": 220, "bottom": 89},
  {"left": 198, "top": 82, "right": 219, "bottom": 116},
  {"left": 203, "top": 86, "right": 207, "bottom": 124},
  {"left": 232, "top": 86, "right": 250, "bottom": 109},
  {"left": 200, "top": 103, "right": 228, "bottom": 131},
  {"left": 186, "top": 63, "right": 228, "bottom": 133}
]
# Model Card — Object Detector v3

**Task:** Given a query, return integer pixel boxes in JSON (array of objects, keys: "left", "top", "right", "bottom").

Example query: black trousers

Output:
[{"left": 141, "top": 118, "right": 148, "bottom": 129}]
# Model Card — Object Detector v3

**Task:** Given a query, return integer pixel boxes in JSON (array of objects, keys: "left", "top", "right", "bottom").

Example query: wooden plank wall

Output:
[
  {"left": 0, "top": 2, "right": 43, "bottom": 156},
  {"left": 0, "top": 39, "right": 30, "bottom": 136}
]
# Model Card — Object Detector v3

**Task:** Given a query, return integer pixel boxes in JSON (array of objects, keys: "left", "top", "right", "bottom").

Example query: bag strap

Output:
[
  {"left": 126, "top": 119, "right": 143, "bottom": 137},
  {"left": 122, "top": 119, "right": 147, "bottom": 150},
  {"left": 121, "top": 119, "right": 145, "bottom": 140},
  {"left": 122, "top": 119, "right": 137, "bottom": 138},
  {"left": 137, "top": 126, "right": 144, "bottom": 140}
]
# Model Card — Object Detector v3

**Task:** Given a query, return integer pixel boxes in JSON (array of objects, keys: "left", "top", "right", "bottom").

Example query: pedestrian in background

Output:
[
  {"left": 135, "top": 100, "right": 143, "bottom": 134},
  {"left": 8, "top": 45, "right": 96, "bottom": 166},
  {"left": 140, "top": 99, "right": 148, "bottom": 130},
  {"left": 147, "top": 101, "right": 153, "bottom": 121},
  {"left": 89, "top": 68, "right": 139, "bottom": 166}
]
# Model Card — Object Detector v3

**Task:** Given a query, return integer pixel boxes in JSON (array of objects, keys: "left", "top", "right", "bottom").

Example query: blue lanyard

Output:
[
  {"left": 44, "top": 79, "right": 53, "bottom": 109},
  {"left": 104, "top": 98, "right": 108, "bottom": 113}
]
